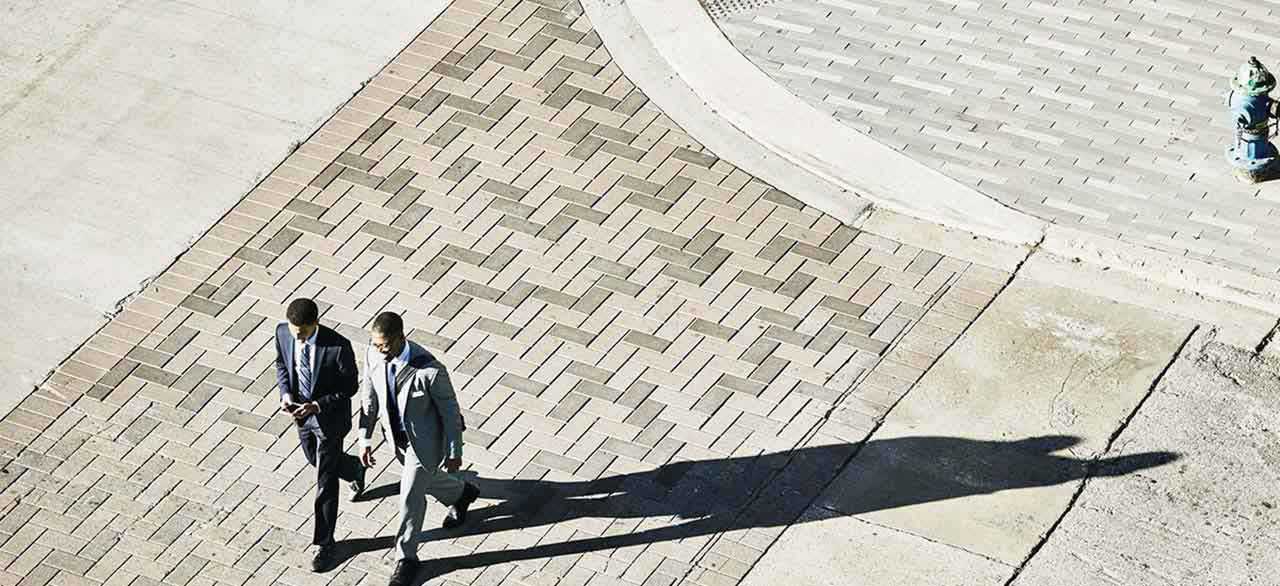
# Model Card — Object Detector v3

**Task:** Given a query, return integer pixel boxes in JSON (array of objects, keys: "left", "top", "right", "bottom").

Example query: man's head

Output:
[
  {"left": 286, "top": 298, "right": 320, "bottom": 341},
  {"left": 370, "top": 311, "right": 406, "bottom": 362}
]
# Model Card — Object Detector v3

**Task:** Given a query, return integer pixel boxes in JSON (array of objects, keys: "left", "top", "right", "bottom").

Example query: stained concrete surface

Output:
[
  {"left": 742, "top": 507, "right": 1013, "bottom": 586},
  {"left": 817, "top": 278, "right": 1191, "bottom": 565},
  {"left": 1013, "top": 331, "right": 1280, "bottom": 585}
]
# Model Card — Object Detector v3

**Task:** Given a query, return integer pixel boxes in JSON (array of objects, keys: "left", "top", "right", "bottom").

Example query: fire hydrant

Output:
[{"left": 1226, "top": 57, "right": 1278, "bottom": 183}]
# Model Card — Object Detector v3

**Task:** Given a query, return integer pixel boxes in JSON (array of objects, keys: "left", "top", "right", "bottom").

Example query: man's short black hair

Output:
[
  {"left": 286, "top": 298, "right": 320, "bottom": 326},
  {"left": 371, "top": 311, "right": 404, "bottom": 338}
]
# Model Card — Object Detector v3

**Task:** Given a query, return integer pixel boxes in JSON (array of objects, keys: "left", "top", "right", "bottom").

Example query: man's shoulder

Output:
[
  {"left": 406, "top": 342, "right": 442, "bottom": 368},
  {"left": 406, "top": 344, "right": 450, "bottom": 380},
  {"left": 317, "top": 325, "right": 353, "bottom": 347}
]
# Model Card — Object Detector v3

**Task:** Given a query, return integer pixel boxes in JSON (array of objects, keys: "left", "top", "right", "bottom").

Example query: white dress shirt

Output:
[{"left": 361, "top": 344, "right": 412, "bottom": 450}]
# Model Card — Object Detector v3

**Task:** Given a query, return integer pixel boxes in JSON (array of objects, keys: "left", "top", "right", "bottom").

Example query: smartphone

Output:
[{"left": 284, "top": 402, "right": 299, "bottom": 413}]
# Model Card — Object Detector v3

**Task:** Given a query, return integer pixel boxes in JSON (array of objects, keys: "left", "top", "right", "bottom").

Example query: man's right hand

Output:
[
  {"left": 280, "top": 396, "right": 296, "bottom": 413},
  {"left": 360, "top": 446, "right": 376, "bottom": 467}
]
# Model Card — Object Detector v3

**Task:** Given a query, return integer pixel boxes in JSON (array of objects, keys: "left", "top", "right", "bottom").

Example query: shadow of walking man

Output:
[{"left": 336, "top": 434, "right": 1176, "bottom": 584}]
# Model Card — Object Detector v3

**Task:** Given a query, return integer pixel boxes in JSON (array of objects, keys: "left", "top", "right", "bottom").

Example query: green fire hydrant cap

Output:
[{"left": 1234, "top": 56, "right": 1277, "bottom": 95}]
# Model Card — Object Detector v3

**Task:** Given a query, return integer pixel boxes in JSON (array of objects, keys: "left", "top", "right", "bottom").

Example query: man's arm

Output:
[
  {"left": 358, "top": 348, "right": 380, "bottom": 450},
  {"left": 428, "top": 366, "right": 464, "bottom": 460},
  {"left": 273, "top": 325, "right": 292, "bottom": 401}
]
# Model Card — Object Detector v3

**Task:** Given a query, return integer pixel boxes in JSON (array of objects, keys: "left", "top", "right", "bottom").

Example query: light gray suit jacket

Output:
[{"left": 358, "top": 341, "right": 464, "bottom": 465}]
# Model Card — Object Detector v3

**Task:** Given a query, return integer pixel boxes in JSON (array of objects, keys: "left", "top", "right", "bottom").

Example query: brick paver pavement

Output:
[
  {"left": 715, "top": 0, "right": 1280, "bottom": 277},
  {"left": 0, "top": 0, "right": 1006, "bottom": 584}
]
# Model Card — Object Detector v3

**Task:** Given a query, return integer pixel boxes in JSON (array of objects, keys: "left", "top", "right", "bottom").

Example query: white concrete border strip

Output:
[{"left": 580, "top": 0, "right": 872, "bottom": 226}]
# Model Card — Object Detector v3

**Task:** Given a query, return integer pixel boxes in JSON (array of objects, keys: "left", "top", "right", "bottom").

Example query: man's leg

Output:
[
  {"left": 297, "top": 428, "right": 330, "bottom": 546},
  {"left": 337, "top": 449, "right": 362, "bottom": 482},
  {"left": 313, "top": 436, "right": 343, "bottom": 547},
  {"left": 299, "top": 428, "right": 319, "bottom": 467},
  {"left": 331, "top": 437, "right": 365, "bottom": 501},
  {"left": 421, "top": 459, "right": 466, "bottom": 507},
  {"left": 394, "top": 446, "right": 431, "bottom": 561}
]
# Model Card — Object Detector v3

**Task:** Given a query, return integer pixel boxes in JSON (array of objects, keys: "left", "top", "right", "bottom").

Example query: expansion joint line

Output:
[{"left": 1002, "top": 324, "right": 1201, "bottom": 585}]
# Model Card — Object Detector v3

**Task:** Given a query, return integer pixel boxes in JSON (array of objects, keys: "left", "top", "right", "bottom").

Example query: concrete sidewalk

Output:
[{"left": 0, "top": 0, "right": 448, "bottom": 418}]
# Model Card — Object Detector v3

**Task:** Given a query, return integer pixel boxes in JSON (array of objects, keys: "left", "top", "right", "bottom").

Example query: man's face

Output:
[
  {"left": 288, "top": 322, "right": 318, "bottom": 341},
  {"left": 370, "top": 330, "right": 405, "bottom": 362}
]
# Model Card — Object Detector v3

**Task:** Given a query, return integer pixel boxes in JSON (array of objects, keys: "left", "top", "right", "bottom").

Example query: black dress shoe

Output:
[
  {"left": 312, "top": 544, "right": 337, "bottom": 572},
  {"left": 442, "top": 482, "right": 480, "bottom": 529},
  {"left": 389, "top": 559, "right": 418, "bottom": 586},
  {"left": 349, "top": 464, "right": 366, "bottom": 502}
]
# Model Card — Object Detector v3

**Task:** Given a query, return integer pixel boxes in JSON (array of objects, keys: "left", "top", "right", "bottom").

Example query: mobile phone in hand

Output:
[{"left": 284, "top": 402, "right": 299, "bottom": 413}]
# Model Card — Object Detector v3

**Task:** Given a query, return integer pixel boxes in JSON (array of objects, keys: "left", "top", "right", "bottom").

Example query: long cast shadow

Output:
[{"left": 333, "top": 435, "right": 1177, "bottom": 584}]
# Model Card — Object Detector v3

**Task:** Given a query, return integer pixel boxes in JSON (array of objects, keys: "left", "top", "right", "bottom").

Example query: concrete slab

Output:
[
  {"left": 0, "top": 0, "right": 448, "bottom": 417},
  {"left": 742, "top": 508, "right": 1014, "bottom": 586},
  {"left": 1013, "top": 332, "right": 1280, "bottom": 585},
  {"left": 1022, "top": 247, "right": 1277, "bottom": 351},
  {"left": 816, "top": 278, "right": 1193, "bottom": 565}
]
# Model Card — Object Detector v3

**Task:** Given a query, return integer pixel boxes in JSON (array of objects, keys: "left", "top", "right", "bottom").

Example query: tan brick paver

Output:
[{"left": 0, "top": 1, "right": 1003, "bottom": 584}]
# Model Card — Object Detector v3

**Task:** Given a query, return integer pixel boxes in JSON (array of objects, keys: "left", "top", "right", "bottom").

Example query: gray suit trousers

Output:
[{"left": 394, "top": 444, "right": 465, "bottom": 561}]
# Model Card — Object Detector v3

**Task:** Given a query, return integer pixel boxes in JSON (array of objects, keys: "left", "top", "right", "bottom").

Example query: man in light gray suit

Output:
[{"left": 358, "top": 311, "right": 479, "bottom": 586}]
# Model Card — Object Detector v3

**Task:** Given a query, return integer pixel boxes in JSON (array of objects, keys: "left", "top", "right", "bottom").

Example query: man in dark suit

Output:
[{"left": 274, "top": 298, "right": 365, "bottom": 572}]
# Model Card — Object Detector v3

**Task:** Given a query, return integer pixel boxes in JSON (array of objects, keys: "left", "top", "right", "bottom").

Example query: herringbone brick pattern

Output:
[
  {"left": 718, "top": 0, "right": 1280, "bottom": 276},
  {"left": 0, "top": 0, "right": 1004, "bottom": 584}
]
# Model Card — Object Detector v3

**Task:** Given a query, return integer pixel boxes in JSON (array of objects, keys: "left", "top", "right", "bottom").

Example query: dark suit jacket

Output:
[{"left": 274, "top": 323, "right": 358, "bottom": 437}]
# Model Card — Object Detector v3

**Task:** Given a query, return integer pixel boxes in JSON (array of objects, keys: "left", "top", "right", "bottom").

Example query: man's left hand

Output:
[
  {"left": 444, "top": 458, "right": 462, "bottom": 473},
  {"left": 292, "top": 402, "right": 319, "bottom": 420}
]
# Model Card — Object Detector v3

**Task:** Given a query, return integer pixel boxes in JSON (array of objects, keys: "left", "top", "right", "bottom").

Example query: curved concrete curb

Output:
[
  {"left": 584, "top": 0, "right": 1280, "bottom": 320},
  {"left": 589, "top": 0, "right": 1045, "bottom": 245},
  {"left": 581, "top": 0, "right": 872, "bottom": 226}
]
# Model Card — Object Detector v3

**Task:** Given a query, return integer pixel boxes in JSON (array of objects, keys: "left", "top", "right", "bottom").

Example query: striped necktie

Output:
[{"left": 299, "top": 342, "right": 314, "bottom": 400}]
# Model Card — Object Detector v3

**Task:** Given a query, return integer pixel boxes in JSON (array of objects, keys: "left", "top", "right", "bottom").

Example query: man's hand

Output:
[
  {"left": 360, "top": 446, "right": 376, "bottom": 468},
  {"left": 292, "top": 401, "right": 319, "bottom": 420},
  {"left": 444, "top": 457, "right": 462, "bottom": 474},
  {"left": 280, "top": 396, "right": 296, "bottom": 414}
]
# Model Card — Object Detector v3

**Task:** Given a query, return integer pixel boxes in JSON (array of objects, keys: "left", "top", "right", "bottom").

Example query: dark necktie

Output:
[
  {"left": 299, "top": 342, "right": 314, "bottom": 400},
  {"left": 386, "top": 363, "right": 407, "bottom": 446}
]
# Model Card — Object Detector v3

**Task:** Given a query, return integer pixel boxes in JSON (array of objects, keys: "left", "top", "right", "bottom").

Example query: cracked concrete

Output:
[{"left": 1013, "top": 329, "right": 1280, "bottom": 585}]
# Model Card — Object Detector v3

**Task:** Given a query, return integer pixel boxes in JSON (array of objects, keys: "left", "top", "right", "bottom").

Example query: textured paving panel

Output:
[
  {"left": 718, "top": 0, "right": 1280, "bottom": 277},
  {"left": 0, "top": 0, "right": 1004, "bottom": 584}
]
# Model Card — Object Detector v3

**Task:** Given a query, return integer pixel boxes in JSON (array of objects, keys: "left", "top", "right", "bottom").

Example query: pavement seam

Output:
[
  {"left": 727, "top": 245, "right": 1028, "bottom": 583},
  {"left": 1253, "top": 318, "right": 1280, "bottom": 355},
  {"left": 1002, "top": 323, "right": 1203, "bottom": 585}
]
